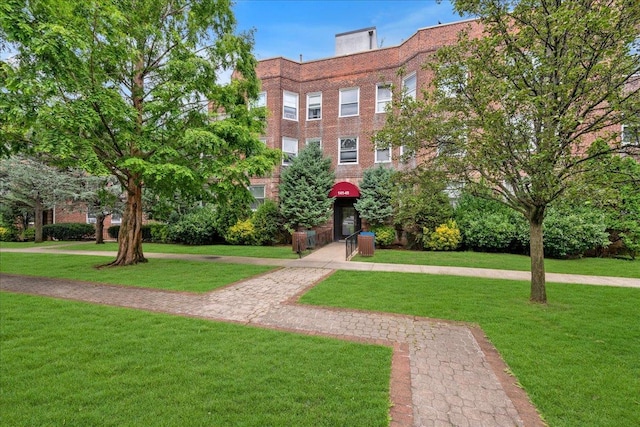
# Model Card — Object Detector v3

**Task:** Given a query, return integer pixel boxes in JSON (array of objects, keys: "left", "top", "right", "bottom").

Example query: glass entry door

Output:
[{"left": 334, "top": 199, "right": 360, "bottom": 240}]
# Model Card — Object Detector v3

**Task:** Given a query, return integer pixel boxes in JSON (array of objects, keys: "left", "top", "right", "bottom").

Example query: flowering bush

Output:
[
  {"left": 226, "top": 219, "right": 257, "bottom": 245},
  {"left": 370, "top": 225, "right": 396, "bottom": 247},
  {"left": 425, "top": 220, "right": 462, "bottom": 251}
]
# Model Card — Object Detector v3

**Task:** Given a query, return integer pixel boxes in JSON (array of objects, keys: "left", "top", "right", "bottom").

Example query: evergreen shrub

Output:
[{"left": 43, "top": 223, "right": 95, "bottom": 241}]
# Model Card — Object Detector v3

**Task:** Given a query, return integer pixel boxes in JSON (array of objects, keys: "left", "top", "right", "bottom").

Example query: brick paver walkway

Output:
[{"left": 1, "top": 267, "right": 544, "bottom": 427}]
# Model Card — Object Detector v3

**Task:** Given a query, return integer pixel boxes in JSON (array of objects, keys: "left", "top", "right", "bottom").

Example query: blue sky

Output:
[{"left": 233, "top": 0, "right": 467, "bottom": 61}]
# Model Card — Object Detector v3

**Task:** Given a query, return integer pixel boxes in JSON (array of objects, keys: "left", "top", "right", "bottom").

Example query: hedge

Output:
[{"left": 43, "top": 223, "right": 95, "bottom": 241}]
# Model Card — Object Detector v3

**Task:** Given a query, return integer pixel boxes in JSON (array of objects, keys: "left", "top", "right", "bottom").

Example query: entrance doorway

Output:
[{"left": 334, "top": 198, "right": 360, "bottom": 240}]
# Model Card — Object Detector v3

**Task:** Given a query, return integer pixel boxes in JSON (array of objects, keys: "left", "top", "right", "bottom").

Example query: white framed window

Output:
[
  {"left": 259, "top": 137, "right": 267, "bottom": 145},
  {"left": 282, "top": 137, "right": 298, "bottom": 165},
  {"left": 375, "top": 145, "right": 391, "bottom": 163},
  {"left": 251, "top": 91, "right": 266, "bottom": 109},
  {"left": 402, "top": 73, "right": 417, "bottom": 99},
  {"left": 283, "top": 91, "right": 298, "bottom": 121},
  {"left": 339, "top": 137, "right": 358, "bottom": 164},
  {"left": 622, "top": 124, "right": 639, "bottom": 146},
  {"left": 438, "top": 64, "right": 466, "bottom": 98},
  {"left": 339, "top": 88, "right": 359, "bottom": 117},
  {"left": 87, "top": 212, "right": 97, "bottom": 224},
  {"left": 306, "top": 138, "right": 321, "bottom": 148},
  {"left": 110, "top": 213, "right": 122, "bottom": 225},
  {"left": 307, "top": 92, "right": 322, "bottom": 120},
  {"left": 376, "top": 84, "right": 392, "bottom": 113},
  {"left": 249, "top": 185, "right": 265, "bottom": 211}
]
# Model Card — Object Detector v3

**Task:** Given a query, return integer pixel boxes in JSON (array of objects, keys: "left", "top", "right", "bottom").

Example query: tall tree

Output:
[
  {"left": 1, "top": 0, "right": 279, "bottom": 265},
  {"left": 279, "top": 143, "right": 335, "bottom": 231},
  {"left": 376, "top": 0, "right": 640, "bottom": 302},
  {"left": 354, "top": 166, "right": 394, "bottom": 227},
  {"left": 0, "top": 156, "right": 84, "bottom": 242}
]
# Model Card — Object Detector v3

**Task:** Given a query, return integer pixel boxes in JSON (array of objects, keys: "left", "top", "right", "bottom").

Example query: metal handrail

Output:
[{"left": 345, "top": 229, "right": 361, "bottom": 261}]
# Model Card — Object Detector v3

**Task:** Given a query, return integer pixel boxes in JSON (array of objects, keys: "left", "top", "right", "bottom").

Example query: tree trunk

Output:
[
  {"left": 96, "top": 214, "right": 105, "bottom": 244},
  {"left": 108, "top": 176, "right": 146, "bottom": 266},
  {"left": 34, "top": 197, "right": 43, "bottom": 243},
  {"left": 529, "top": 208, "right": 547, "bottom": 304}
]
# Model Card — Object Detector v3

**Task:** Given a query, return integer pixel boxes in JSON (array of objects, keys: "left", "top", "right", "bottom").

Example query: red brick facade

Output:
[{"left": 251, "top": 20, "right": 484, "bottom": 239}]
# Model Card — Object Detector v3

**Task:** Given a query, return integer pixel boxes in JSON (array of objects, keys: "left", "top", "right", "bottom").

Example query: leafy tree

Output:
[
  {"left": 377, "top": 0, "right": 640, "bottom": 302},
  {"left": 79, "top": 175, "right": 124, "bottom": 244},
  {"left": 0, "top": 156, "right": 84, "bottom": 242},
  {"left": 279, "top": 143, "right": 335, "bottom": 231},
  {"left": 391, "top": 168, "right": 453, "bottom": 249},
  {"left": 354, "top": 166, "right": 394, "bottom": 227},
  {"left": 1, "top": 0, "right": 279, "bottom": 265}
]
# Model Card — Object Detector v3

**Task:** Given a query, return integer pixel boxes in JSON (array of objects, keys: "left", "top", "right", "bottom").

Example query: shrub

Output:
[
  {"left": 455, "top": 193, "right": 526, "bottom": 252},
  {"left": 370, "top": 225, "right": 395, "bottom": 247},
  {"left": 541, "top": 207, "right": 609, "bottom": 258},
  {"left": 425, "top": 220, "right": 462, "bottom": 251},
  {"left": 149, "top": 223, "right": 170, "bottom": 243},
  {"left": 21, "top": 228, "right": 35, "bottom": 241},
  {"left": 43, "top": 223, "right": 95, "bottom": 241},
  {"left": 167, "top": 207, "right": 220, "bottom": 245},
  {"left": 0, "top": 226, "right": 17, "bottom": 242},
  {"left": 226, "top": 219, "right": 257, "bottom": 245},
  {"left": 252, "top": 200, "right": 286, "bottom": 246},
  {"left": 108, "top": 225, "right": 154, "bottom": 242}
]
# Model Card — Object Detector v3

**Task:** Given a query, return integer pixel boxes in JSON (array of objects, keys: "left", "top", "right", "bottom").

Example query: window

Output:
[
  {"left": 375, "top": 145, "right": 391, "bottom": 163},
  {"left": 283, "top": 91, "right": 298, "bottom": 121},
  {"left": 110, "top": 213, "right": 122, "bottom": 225},
  {"left": 87, "top": 212, "right": 97, "bottom": 224},
  {"left": 622, "top": 124, "right": 639, "bottom": 146},
  {"left": 402, "top": 73, "right": 416, "bottom": 99},
  {"left": 339, "top": 88, "right": 359, "bottom": 117},
  {"left": 249, "top": 185, "right": 265, "bottom": 210},
  {"left": 339, "top": 137, "right": 358, "bottom": 164},
  {"left": 282, "top": 137, "right": 298, "bottom": 165},
  {"left": 438, "top": 64, "right": 466, "bottom": 98},
  {"left": 307, "top": 92, "right": 322, "bottom": 120},
  {"left": 306, "top": 138, "right": 321, "bottom": 148},
  {"left": 376, "top": 84, "right": 392, "bottom": 113},
  {"left": 251, "top": 91, "right": 266, "bottom": 109}
]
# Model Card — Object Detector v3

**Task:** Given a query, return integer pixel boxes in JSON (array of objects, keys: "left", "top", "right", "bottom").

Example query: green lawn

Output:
[
  {"left": 0, "top": 253, "right": 275, "bottom": 293},
  {"left": 355, "top": 249, "right": 640, "bottom": 278},
  {"left": 0, "top": 293, "right": 392, "bottom": 426},
  {"left": 0, "top": 241, "right": 75, "bottom": 248},
  {"left": 53, "top": 241, "right": 300, "bottom": 259},
  {"left": 300, "top": 271, "right": 640, "bottom": 427}
]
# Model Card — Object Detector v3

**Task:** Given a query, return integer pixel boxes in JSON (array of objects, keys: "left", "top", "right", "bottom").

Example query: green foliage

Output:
[
  {"left": 539, "top": 207, "right": 610, "bottom": 259},
  {"left": 1, "top": 0, "right": 279, "bottom": 261},
  {"left": 252, "top": 200, "right": 286, "bottom": 246},
  {"left": 0, "top": 226, "right": 17, "bottom": 242},
  {"left": 455, "top": 193, "right": 526, "bottom": 252},
  {"left": 43, "top": 223, "right": 95, "bottom": 241},
  {"left": 21, "top": 228, "right": 35, "bottom": 242},
  {"left": 149, "top": 223, "right": 170, "bottom": 243},
  {"left": 354, "top": 167, "right": 394, "bottom": 226},
  {"left": 279, "top": 143, "right": 335, "bottom": 231},
  {"left": 370, "top": 225, "right": 395, "bottom": 247},
  {"left": 226, "top": 219, "right": 257, "bottom": 245},
  {"left": 166, "top": 208, "right": 220, "bottom": 245},
  {"left": 391, "top": 168, "right": 453, "bottom": 249},
  {"left": 108, "top": 225, "right": 154, "bottom": 242},
  {"left": 425, "top": 220, "right": 462, "bottom": 251}
]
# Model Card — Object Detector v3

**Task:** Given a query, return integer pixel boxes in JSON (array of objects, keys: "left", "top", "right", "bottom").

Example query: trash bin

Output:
[
  {"left": 358, "top": 231, "right": 375, "bottom": 257},
  {"left": 292, "top": 231, "right": 307, "bottom": 252}
]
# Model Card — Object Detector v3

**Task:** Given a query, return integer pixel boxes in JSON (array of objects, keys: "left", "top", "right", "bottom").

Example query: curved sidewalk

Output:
[{"left": 0, "top": 268, "right": 542, "bottom": 427}]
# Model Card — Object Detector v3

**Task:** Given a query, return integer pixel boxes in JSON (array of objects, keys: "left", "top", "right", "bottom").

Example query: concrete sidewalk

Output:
[{"left": 5, "top": 242, "right": 637, "bottom": 288}]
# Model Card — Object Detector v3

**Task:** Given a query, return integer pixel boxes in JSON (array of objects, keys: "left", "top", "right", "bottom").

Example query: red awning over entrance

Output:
[{"left": 329, "top": 181, "right": 360, "bottom": 198}]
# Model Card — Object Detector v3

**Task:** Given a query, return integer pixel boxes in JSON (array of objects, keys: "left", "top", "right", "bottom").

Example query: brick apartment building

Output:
[{"left": 250, "top": 20, "right": 483, "bottom": 241}]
